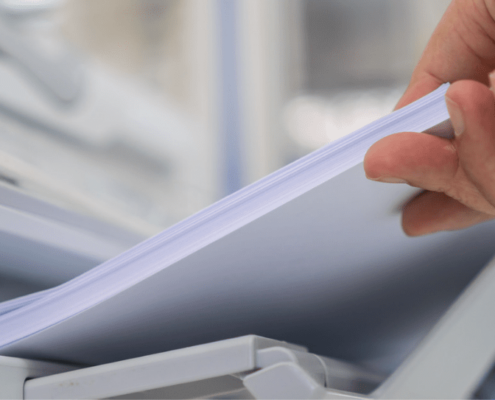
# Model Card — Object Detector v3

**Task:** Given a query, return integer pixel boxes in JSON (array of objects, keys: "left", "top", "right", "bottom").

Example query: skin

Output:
[{"left": 363, "top": 0, "right": 495, "bottom": 236}]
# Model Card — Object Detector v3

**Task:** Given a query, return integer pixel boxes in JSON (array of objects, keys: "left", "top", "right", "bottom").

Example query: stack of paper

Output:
[{"left": 1, "top": 84, "right": 494, "bottom": 371}]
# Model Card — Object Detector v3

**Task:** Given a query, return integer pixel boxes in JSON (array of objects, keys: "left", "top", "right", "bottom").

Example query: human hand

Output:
[{"left": 364, "top": 0, "right": 495, "bottom": 236}]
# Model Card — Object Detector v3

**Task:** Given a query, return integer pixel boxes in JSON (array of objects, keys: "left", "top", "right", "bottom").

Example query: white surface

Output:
[
  {"left": 0, "top": 183, "right": 144, "bottom": 286},
  {"left": 2, "top": 86, "right": 491, "bottom": 369}
]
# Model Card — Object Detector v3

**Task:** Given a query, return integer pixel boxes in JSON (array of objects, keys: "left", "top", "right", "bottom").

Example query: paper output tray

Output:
[{"left": 2, "top": 335, "right": 383, "bottom": 400}]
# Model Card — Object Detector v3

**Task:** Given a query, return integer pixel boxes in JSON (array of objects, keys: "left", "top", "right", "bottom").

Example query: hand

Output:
[{"left": 364, "top": 0, "right": 495, "bottom": 236}]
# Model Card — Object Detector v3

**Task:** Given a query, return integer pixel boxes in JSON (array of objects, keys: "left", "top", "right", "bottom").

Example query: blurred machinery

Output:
[{"left": 0, "top": 0, "right": 211, "bottom": 235}]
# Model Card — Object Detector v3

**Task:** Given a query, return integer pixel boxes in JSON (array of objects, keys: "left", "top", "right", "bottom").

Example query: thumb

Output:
[{"left": 446, "top": 79, "right": 495, "bottom": 208}]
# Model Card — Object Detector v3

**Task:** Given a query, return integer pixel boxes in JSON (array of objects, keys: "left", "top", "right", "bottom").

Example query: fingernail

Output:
[
  {"left": 445, "top": 97, "right": 465, "bottom": 137},
  {"left": 373, "top": 177, "right": 407, "bottom": 183},
  {"left": 489, "top": 70, "right": 495, "bottom": 92}
]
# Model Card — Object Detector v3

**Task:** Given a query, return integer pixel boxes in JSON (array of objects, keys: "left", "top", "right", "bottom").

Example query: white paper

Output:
[{"left": 3, "top": 85, "right": 491, "bottom": 370}]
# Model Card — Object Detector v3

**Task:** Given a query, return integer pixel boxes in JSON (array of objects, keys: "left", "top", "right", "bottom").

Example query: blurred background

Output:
[{"left": 0, "top": 0, "right": 450, "bottom": 235}]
